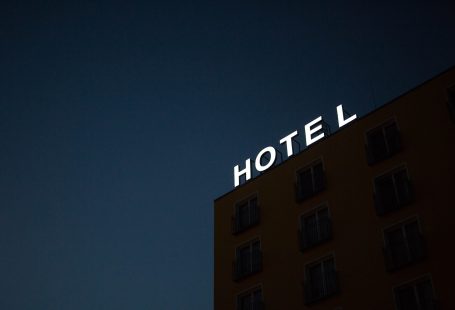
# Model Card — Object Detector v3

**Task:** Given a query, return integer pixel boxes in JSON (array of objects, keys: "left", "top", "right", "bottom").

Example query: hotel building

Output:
[{"left": 214, "top": 66, "right": 455, "bottom": 309}]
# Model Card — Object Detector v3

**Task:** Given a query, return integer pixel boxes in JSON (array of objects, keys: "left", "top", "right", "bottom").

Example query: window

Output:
[
  {"left": 299, "top": 206, "right": 332, "bottom": 251},
  {"left": 237, "top": 287, "right": 263, "bottom": 310},
  {"left": 448, "top": 86, "right": 455, "bottom": 123},
  {"left": 394, "top": 277, "right": 438, "bottom": 310},
  {"left": 383, "top": 220, "right": 426, "bottom": 271},
  {"left": 232, "top": 196, "right": 260, "bottom": 234},
  {"left": 366, "top": 120, "right": 401, "bottom": 165},
  {"left": 304, "top": 256, "right": 339, "bottom": 305},
  {"left": 374, "top": 167, "right": 413, "bottom": 215},
  {"left": 233, "top": 239, "right": 262, "bottom": 281},
  {"left": 295, "top": 161, "right": 326, "bottom": 202}
]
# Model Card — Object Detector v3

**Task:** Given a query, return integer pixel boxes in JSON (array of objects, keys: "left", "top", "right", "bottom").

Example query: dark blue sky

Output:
[{"left": 1, "top": 1, "right": 454, "bottom": 309}]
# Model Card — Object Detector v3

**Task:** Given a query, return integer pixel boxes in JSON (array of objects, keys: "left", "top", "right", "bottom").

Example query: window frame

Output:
[
  {"left": 382, "top": 216, "right": 426, "bottom": 271},
  {"left": 373, "top": 164, "right": 413, "bottom": 215},
  {"left": 233, "top": 237, "right": 263, "bottom": 281},
  {"left": 365, "top": 117, "right": 402, "bottom": 165},
  {"left": 298, "top": 203, "right": 332, "bottom": 251},
  {"left": 232, "top": 194, "right": 260, "bottom": 234},
  {"left": 295, "top": 158, "right": 326, "bottom": 203},
  {"left": 236, "top": 285, "right": 264, "bottom": 310},
  {"left": 393, "top": 274, "right": 437, "bottom": 310},
  {"left": 303, "top": 253, "right": 339, "bottom": 305}
]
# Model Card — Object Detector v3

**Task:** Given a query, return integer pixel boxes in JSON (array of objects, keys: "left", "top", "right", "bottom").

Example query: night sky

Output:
[{"left": 1, "top": 1, "right": 454, "bottom": 309}]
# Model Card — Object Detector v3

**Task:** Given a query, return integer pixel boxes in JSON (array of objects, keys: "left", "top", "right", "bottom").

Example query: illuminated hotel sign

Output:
[{"left": 233, "top": 105, "right": 357, "bottom": 187}]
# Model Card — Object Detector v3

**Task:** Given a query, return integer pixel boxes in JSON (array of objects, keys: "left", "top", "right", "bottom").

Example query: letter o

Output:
[{"left": 255, "top": 146, "right": 277, "bottom": 172}]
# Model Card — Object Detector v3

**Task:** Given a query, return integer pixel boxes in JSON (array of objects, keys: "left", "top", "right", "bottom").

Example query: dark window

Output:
[
  {"left": 304, "top": 256, "right": 339, "bottom": 304},
  {"left": 366, "top": 121, "right": 401, "bottom": 165},
  {"left": 232, "top": 196, "right": 260, "bottom": 234},
  {"left": 448, "top": 86, "right": 455, "bottom": 123},
  {"left": 299, "top": 207, "right": 332, "bottom": 251},
  {"left": 395, "top": 277, "right": 438, "bottom": 310},
  {"left": 237, "top": 287, "right": 264, "bottom": 310},
  {"left": 233, "top": 240, "right": 262, "bottom": 281},
  {"left": 383, "top": 220, "right": 426, "bottom": 271},
  {"left": 295, "top": 161, "right": 326, "bottom": 202},
  {"left": 374, "top": 167, "right": 413, "bottom": 215}
]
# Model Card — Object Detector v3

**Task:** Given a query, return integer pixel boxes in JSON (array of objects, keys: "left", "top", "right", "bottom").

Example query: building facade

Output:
[{"left": 214, "top": 67, "right": 455, "bottom": 310}]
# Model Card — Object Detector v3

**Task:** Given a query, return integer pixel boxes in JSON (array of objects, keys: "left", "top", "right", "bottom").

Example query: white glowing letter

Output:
[
  {"left": 279, "top": 130, "right": 298, "bottom": 157},
  {"left": 255, "top": 146, "right": 277, "bottom": 172},
  {"left": 336, "top": 104, "right": 357, "bottom": 128},
  {"left": 305, "top": 116, "right": 324, "bottom": 146},
  {"left": 234, "top": 159, "right": 252, "bottom": 187}
]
